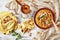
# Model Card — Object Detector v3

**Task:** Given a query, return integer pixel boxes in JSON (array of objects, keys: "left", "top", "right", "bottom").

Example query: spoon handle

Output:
[
  {"left": 52, "top": 20, "right": 59, "bottom": 31},
  {"left": 16, "top": 0, "right": 23, "bottom": 6}
]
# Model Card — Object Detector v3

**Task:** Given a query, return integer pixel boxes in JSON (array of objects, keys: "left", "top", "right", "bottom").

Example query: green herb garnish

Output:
[
  {"left": 16, "top": 34, "right": 21, "bottom": 40},
  {"left": 38, "top": 14, "right": 46, "bottom": 20},
  {"left": 12, "top": 31, "right": 18, "bottom": 36},
  {"left": 16, "top": 38, "right": 19, "bottom": 40},
  {"left": 46, "top": 19, "right": 51, "bottom": 25},
  {"left": 17, "top": 34, "right": 21, "bottom": 39},
  {"left": 12, "top": 31, "right": 21, "bottom": 40},
  {"left": 48, "top": 19, "right": 50, "bottom": 24}
]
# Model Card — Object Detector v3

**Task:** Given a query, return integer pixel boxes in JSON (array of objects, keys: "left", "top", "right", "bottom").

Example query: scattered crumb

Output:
[
  {"left": 29, "top": 33, "right": 32, "bottom": 37},
  {"left": 36, "top": 31, "right": 40, "bottom": 34},
  {"left": 32, "top": 37, "right": 38, "bottom": 40}
]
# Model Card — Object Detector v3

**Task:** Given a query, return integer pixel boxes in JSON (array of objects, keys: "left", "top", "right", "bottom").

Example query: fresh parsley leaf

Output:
[
  {"left": 12, "top": 31, "right": 22, "bottom": 40},
  {"left": 17, "top": 34, "right": 21, "bottom": 39},
  {"left": 12, "top": 31, "right": 18, "bottom": 36},
  {"left": 16, "top": 38, "right": 19, "bottom": 40}
]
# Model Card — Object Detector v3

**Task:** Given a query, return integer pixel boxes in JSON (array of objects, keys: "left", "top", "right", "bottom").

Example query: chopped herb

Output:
[
  {"left": 12, "top": 31, "right": 21, "bottom": 40},
  {"left": 38, "top": 13, "right": 46, "bottom": 20},
  {"left": 12, "top": 32, "right": 18, "bottom": 36},
  {"left": 38, "top": 16, "right": 41, "bottom": 20},
  {"left": 16, "top": 38, "right": 19, "bottom": 40},
  {"left": 46, "top": 19, "right": 51, "bottom": 24},
  {"left": 15, "top": 34, "right": 21, "bottom": 40},
  {"left": 17, "top": 34, "right": 21, "bottom": 39}
]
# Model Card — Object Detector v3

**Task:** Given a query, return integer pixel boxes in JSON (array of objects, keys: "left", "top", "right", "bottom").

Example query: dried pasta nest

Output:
[
  {"left": 0, "top": 11, "right": 17, "bottom": 34},
  {"left": 18, "top": 18, "right": 34, "bottom": 33}
]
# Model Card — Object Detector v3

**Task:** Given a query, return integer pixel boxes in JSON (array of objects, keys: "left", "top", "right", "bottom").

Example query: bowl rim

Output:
[{"left": 34, "top": 7, "right": 55, "bottom": 29}]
